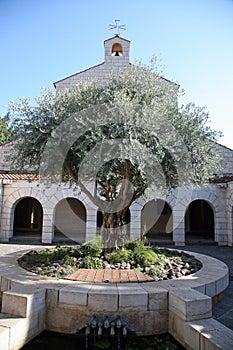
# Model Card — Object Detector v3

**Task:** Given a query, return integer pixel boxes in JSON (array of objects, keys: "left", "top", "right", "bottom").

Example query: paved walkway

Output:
[{"left": 168, "top": 245, "right": 233, "bottom": 331}]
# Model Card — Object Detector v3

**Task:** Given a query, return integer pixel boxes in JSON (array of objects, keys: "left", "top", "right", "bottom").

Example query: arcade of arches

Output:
[{"left": 12, "top": 197, "right": 215, "bottom": 244}]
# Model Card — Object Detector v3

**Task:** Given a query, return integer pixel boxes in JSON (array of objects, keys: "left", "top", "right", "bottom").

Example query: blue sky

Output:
[{"left": 1, "top": 0, "right": 233, "bottom": 149}]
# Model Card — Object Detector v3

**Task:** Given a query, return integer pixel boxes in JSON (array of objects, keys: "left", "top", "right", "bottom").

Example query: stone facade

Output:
[
  {"left": 0, "top": 35, "right": 233, "bottom": 246},
  {"left": 54, "top": 36, "right": 132, "bottom": 89}
]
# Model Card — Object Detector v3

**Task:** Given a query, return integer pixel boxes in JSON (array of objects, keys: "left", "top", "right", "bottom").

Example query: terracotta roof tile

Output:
[{"left": 0, "top": 173, "right": 39, "bottom": 181}]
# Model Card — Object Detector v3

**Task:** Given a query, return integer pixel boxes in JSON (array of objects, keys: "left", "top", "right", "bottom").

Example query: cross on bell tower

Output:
[{"left": 109, "top": 20, "right": 126, "bottom": 36}]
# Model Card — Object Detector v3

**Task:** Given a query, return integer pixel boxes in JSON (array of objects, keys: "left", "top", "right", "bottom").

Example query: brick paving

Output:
[{"left": 67, "top": 268, "right": 154, "bottom": 283}]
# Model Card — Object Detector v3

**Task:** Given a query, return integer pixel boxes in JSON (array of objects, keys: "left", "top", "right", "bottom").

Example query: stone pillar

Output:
[
  {"left": 226, "top": 185, "right": 233, "bottom": 246},
  {"left": 226, "top": 208, "right": 233, "bottom": 246},
  {"left": 215, "top": 184, "right": 229, "bottom": 246},
  {"left": 172, "top": 206, "right": 185, "bottom": 246},
  {"left": 130, "top": 202, "right": 142, "bottom": 241},
  {"left": 42, "top": 210, "right": 53, "bottom": 244},
  {"left": 0, "top": 180, "right": 6, "bottom": 242},
  {"left": 85, "top": 207, "right": 97, "bottom": 241},
  {"left": 0, "top": 180, "right": 11, "bottom": 242}
]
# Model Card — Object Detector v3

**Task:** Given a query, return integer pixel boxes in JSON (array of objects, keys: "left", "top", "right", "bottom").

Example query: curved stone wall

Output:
[{"left": 0, "top": 244, "right": 232, "bottom": 349}]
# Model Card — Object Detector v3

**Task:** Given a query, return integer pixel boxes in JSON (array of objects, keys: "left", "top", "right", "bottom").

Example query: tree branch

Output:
[{"left": 63, "top": 161, "right": 102, "bottom": 208}]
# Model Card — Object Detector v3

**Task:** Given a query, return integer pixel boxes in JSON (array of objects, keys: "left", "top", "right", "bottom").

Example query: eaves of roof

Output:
[{"left": 53, "top": 62, "right": 105, "bottom": 87}]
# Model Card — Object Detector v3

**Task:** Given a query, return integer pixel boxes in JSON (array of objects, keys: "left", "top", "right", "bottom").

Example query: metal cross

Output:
[{"left": 109, "top": 20, "right": 126, "bottom": 36}]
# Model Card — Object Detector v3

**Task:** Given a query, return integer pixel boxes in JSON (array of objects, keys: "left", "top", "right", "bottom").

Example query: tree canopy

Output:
[
  {"left": 0, "top": 114, "right": 14, "bottom": 145},
  {"left": 8, "top": 61, "right": 222, "bottom": 247}
]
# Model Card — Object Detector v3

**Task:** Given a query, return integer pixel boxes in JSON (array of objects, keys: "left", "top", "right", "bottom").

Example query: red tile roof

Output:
[{"left": 0, "top": 173, "right": 39, "bottom": 181}]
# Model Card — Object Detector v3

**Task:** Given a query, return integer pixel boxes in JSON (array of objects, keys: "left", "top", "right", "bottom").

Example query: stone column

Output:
[
  {"left": 0, "top": 180, "right": 11, "bottom": 242},
  {"left": 42, "top": 210, "right": 53, "bottom": 244},
  {"left": 130, "top": 202, "right": 142, "bottom": 241},
  {"left": 215, "top": 184, "right": 229, "bottom": 246},
  {"left": 85, "top": 207, "right": 97, "bottom": 241},
  {"left": 0, "top": 180, "right": 5, "bottom": 242},
  {"left": 226, "top": 184, "right": 233, "bottom": 246},
  {"left": 172, "top": 206, "right": 185, "bottom": 246}
]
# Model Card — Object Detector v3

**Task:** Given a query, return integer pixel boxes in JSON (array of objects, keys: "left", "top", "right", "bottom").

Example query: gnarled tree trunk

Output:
[{"left": 101, "top": 209, "right": 129, "bottom": 249}]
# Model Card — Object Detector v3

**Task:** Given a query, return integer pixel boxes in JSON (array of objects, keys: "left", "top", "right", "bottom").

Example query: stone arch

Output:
[
  {"left": 13, "top": 197, "right": 43, "bottom": 238},
  {"left": 54, "top": 197, "right": 86, "bottom": 243},
  {"left": 141, "top": 199, "right": 173, "bottom": 243},
  {"left": 185, "top": 199, "right": 215, "bottom": 241},
  {"left": 2, "top": 186, "right": 45, "bottom": 240}
]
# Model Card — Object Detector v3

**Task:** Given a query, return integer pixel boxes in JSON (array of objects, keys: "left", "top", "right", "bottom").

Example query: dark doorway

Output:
[
  {"left": 141, "top": 199, "right": 173, "bottom": 243},
  {"left": 13, "top": 197, "right": 43, "bottom": 237},
  {"left": 54, "top": 198, "right": 86, "bottom": 243},
  {"left": 185, "top": 200, "right": 214, "bottom": 242}
]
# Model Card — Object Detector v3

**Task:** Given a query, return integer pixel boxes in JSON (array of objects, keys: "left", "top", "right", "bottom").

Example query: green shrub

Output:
[
  {"left": 81, "top": 256, "right": 103, "bottom": 269},
  {"left": 63, "top": 255, "right": 79, "bottom": 267},
  {"left": 124, "top": 237, "right": 149, "bottom": 251},
  {"left": 124, "top": 239, "right": 141, "bottom": 251},
  {"left": 43, "top": 246, "right": 80, "bottom": 260},
  {"left": 79, "top": 235, "right": 103, "bottom": 257},
  {"left": 133, "top": 247, "right": 157, "bottom": 266},
  {"left": 105, "top": 249, "right": 133, "bottom": 264}
]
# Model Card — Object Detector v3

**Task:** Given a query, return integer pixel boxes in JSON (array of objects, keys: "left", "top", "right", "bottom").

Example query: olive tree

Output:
[
  {"left": 8, "top": 61, "right": 221, "bottom": 248},
  {"left": 0, "top": 114, "right": 14, "bottom": 145}
]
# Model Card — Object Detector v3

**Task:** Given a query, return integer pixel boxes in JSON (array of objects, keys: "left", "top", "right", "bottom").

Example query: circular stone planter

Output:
[{"left": 0, "top": 244, "right": 230, "bottom": 349}]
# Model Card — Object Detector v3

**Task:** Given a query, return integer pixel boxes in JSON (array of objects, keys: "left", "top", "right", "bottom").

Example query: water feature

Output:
[
  {"left": 21, "top": 330, "right": 185, "bottom": 350},
  {"left": 84, "top": 314, "right": 127, "bottom": 349}
]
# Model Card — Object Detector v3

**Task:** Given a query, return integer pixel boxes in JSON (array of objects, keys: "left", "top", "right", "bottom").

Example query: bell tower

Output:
[
  {"left": 104, "top": 35, "right": 130, "bottom": 65},
  {"left": 54, "top": 32, "right": 131, "bottom": 90}
]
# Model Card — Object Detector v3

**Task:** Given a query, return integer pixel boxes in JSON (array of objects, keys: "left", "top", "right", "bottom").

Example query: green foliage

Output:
[
  {"left": 124, "top": 238, "right": 158, "bottom": 266},
  {"left": 125, "top": 333, "right": 180, "bottom": 350},
  {"left": 8, "top": 60, "right": 222, "bottom": 247},
  {"left": 104, "top": 248, "right": 133, "bottom": 264},
  {"left": 79, "top": 235, "right": 103, "bottom": 257},
  {"left": 80, "top": 256, "right": 103, "bottom": 269},
  {"left": 133, "top": 246, "right": 158, "bottom": 266},
  {"left": 95, "top": 339, "right": 110, "bottom": 349},
  {"left": 0, "top": 114, "right": 14, "bottom": 145},
  {"left": 63, "top": 255, "right": 79, "bottom": 267},
  {"left": 37, "top": 246, "right": 80, "bottom": 261},
  {"left": 8, "top": 61, "right": 221, "bottom": 198},
  {"left": 124, "top": 238, "right": 147, "bottom": 251}
]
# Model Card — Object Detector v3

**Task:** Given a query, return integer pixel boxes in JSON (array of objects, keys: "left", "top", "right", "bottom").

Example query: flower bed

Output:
[{"left": 18, "top": 238, "right": 202, "bottom": 280}]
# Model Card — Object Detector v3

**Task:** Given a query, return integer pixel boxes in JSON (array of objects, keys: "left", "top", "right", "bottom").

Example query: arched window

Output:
[{"left": 112, "top": 43, "right": 123, "bottom": 56}]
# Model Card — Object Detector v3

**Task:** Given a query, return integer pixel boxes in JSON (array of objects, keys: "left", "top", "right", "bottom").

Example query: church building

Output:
[{"left": 0, "top": 35, "right": 233, "bottom": 246}]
